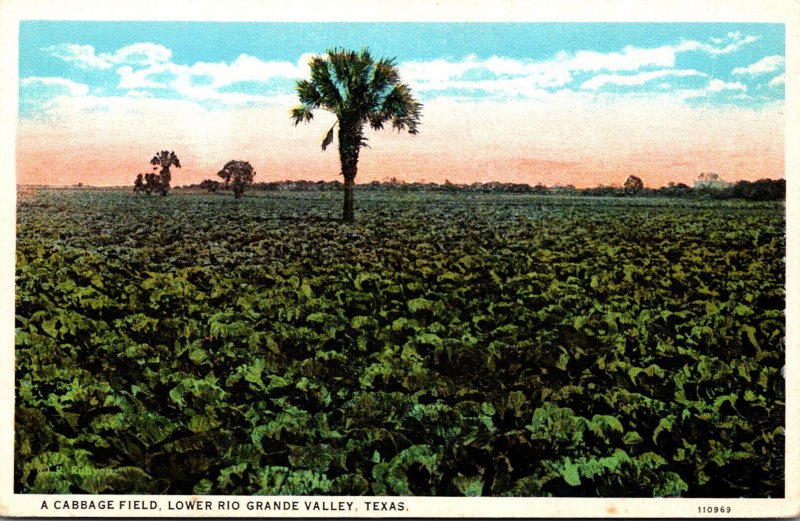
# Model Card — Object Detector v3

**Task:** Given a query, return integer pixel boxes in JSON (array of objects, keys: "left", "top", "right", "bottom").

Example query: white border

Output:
[{"left": 1, "top": 0, "right": 797, "bottom": 517}]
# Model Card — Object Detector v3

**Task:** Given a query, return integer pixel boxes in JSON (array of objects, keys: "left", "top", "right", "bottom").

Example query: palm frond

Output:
[
  {"left": 309, "top": 54, "right": 344, "bottom": 110},
  {"left": 370, "top": 58, "right": 400, "bottom": 91},
  {"left": 291, "top": 105, "right": 315, "bottom": 126},
  {"left": 321, "top": 124, "right": 335, "bottom": 151},
  {"left": 170, "top": 151, "right": 181, "bottom": 169},
  {"left": 327, "top": 48, "right": 356, "bottom": 91},
  {"left": 349, "top": 49, "right": 376, "bottom": 104},
  {"left": 296, "top": 79, "right": 322, "bottom": 107},
  {"left": 379, "top": 83, "right": 423, "bottom": 134}
]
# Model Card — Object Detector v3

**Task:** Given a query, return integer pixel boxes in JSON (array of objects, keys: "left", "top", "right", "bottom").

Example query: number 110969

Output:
[{"left": 698, "top": 506, "right": 732, "bottom": 514}]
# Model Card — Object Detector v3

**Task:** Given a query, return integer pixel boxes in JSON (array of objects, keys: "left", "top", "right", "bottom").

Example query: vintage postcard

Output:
[{"left": 1, "top": 0, "right": 797, "bottom": 517}]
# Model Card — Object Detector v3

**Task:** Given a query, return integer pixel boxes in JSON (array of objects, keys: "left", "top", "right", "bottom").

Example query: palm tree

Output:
[
  {"left": 291, "top": 48, "right": 422, "bottom": 222},
  {"left": 150, "top": 150, "right": 181, "bottom": 196}
]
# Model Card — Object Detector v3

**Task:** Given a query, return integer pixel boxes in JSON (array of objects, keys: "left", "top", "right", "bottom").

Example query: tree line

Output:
[
  {"left": 177, "top": 176, "right": 785, "bottom": 202},
  {"left": 579, "top": 178, "right": 785, "bottom": 201}
]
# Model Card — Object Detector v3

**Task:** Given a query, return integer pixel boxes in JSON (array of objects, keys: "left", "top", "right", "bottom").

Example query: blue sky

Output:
[
  {"left": 17, "top": 21, "right": 786, "bottom": 187},
  {"left": 20, "top": 21, "right": 785, "bottom": 114}
]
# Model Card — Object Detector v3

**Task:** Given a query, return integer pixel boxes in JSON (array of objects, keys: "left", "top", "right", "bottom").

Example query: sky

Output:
[{"left": 17, "top": 21, "right": 786, "bottom": 188}]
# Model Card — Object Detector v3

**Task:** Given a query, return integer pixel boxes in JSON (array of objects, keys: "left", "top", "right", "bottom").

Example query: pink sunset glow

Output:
[{"left": 16, "top": 95, "right": 783, "bottom": 189}]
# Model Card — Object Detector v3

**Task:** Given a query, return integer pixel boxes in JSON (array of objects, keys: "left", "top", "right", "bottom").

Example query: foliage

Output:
[
  {"left": 199, "top": 179, "right": 221, "bottom": 193},
  {"left": 149, "top": 150, "right": 181, "bottom": 196},
  {"left": 179, "top": 178, "right": 786, "bottom": 202},
  {"left": 15, "top": 189, "right": 785, "bottom": 496},
  {"left": 217, "top": 160, "right": 256, "bottom": 198},
  {"left": 133, "top": 173, "right": 164, "bottom": 196},
  {"left": 291, "top": 47, "right": 422, "bottom": 221},
  {"left": 722, "top": 179, "right": 786, "bottom": 201},
  {"left": 624, "top": 175, "right": 644, "bottom": 191}
]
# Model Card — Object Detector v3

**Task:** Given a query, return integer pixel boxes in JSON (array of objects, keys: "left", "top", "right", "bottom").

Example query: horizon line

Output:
[{"left": 16, "top": 176, "right": 785, "bottom": 191}]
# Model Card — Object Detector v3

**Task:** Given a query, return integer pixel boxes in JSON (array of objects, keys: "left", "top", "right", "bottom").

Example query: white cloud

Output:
[
  {"left": 114, "top": 54, "right": 303, "bottom": 103},
  {"left": 400, "top": 32, "right": 759, "bottom": 100},
  {"left": 125, "top": 90, "right": 153, "bottom": 98},
  {"left": 44, "top": 44, "right": 114, "bottom": 70},
  {"left": 400, "top": 45, "right": 678, "bottom": 93},
  {"left": 707, "top": 79, "right": 747, "bottom": 92},
  {"left": 567, "top": 45, "right": 676, "bottom": 72},
  {"left": 733, "top": 55, "right": 785, "bottom": 75},
  {"left": 580, "top": 69, "right": 705, "bottom": 90},
  {"left": 769, "top": 73, "right": 785, "bottom": 87},
  {"left": 482, "top": 55, "right": 528, "bottom": 76},
  {"left": 402, "top": 63, "right": 571, "bottom": 95},
  {"left": 36, "top": 41, "right": 312, "bottom": 108},
  {"left": 181, "top": 54, "right": 303, "bottom": 89},
  {"left": 46, "top": 42, "right": 172, "bottom": 70},
  {"left": 117, "top": 62, "right": 184, "bottom": 90},
  {"left": 400, "top": 56, "right": 495, "bottom": 85},
  {"left": 110, "top": 43, "right": 172, "bottom": 66},
  {"left": 676, "top": 33, "right": 758, "bottom": 55},
  {"left": 20, "top": 76, "right": 90, "bottom": 96}
]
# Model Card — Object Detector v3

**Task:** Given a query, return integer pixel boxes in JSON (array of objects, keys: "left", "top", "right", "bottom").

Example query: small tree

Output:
[
  {"left": 218, "top": 160, "right": 256, "bottom": 198},
  {"left": 133, "top": 171, "right": 164, "bottom": 196},
  {"left": 150, "top": 150, "right": 181, "bottom": 196},
  {"left": 199, "top": 179, "right": 221, "bottom": 193},
  {"left": 133, "top": 173, "right": 145, "bottom": 193},
  {"left": 144, "top": 173, "right": 161, "bottom": 195},
  {"left": 624, "top": 175, "right": 644, "bottom": 191}
]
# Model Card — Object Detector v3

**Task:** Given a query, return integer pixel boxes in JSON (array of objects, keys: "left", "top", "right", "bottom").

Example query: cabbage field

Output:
[{"left": 15, "top": 188, "right": 785, "bottom": 497}]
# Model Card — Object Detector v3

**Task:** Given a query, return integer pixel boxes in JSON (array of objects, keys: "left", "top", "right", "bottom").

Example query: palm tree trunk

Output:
[
  {"left": 339, "top": 118, "right": 360, "bottom": 222},
  {"left": 342, "top": 177, "right": 355, "bottom": 222}
]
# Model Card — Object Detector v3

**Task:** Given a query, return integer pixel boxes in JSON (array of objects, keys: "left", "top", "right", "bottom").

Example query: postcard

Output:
[{"left": 1, "top": 0, "right": 797, "bottom": 517}]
